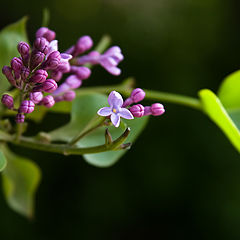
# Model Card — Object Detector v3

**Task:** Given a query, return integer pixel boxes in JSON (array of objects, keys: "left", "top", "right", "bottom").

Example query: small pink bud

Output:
[
  {"left": 71, "top": 66, "right": 91, "bottom": 80},
  {"left": 15, "top": 114, "right": 25, "bottom": 123},
  {"left": 150, "top": 103, "right": 165, "bottom": 116},
  {"left": 34, "top": 37, "right": 49, "bottom": 54},
  {"left": 36, "top": 27, "right": 56, "bottom": 42},
  {"left": 42, "top": 95, "right": 55, "bottom": 108},
  {"left": 29, "top": 92, "right": 43, "bottom": 104},
  {"left": 19, "top": 100, "right": 35, "bottom": 114},
  {"left": 30, "top": 69, "right": 48, "bottom": 83},
  {"left": 129, "top": 104, "right": 144, "bottom": 118},
  {"left": 2, "top": 66, "right": 16, "bottom": 86},
  {"left": 74, "top": 36, "right": 93, "bottom": 56},
  {"left": 42, "top": 51, "right": 61, "bottom": 70},
  {"left": 17, "top": 42, "right": 30, "bottom": 56},
  {"left": 1, "top": 94, "right": 14, "bottom": 109},
  {"left": 63, "top": 91, "right": 76, "bottom": 101},
  {"left": 30, "top": 51, "right": 45, "bottom": 69},
  {"left": 131, "top": 88, "right": 145, "bottom": 103},
  {"left": 42, "top": 79, "right": 58, "bottom": 93},
  {"left": 11, "top": 57, "right": 23, "bottom": 72}
]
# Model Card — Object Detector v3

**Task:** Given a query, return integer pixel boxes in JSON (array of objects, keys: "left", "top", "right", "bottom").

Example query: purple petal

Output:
[
  {"left": 47, "top": 40, "right": 58, "bottom": 57},
  {"left": 105, "top": 66, "right": 121, "bottom": 76},
  {"left": 108, "top": 91, "right": 123, "bottom": 108},
  {"left": 97, "top": 107, "right": 112, "bottom": 116},
  {"left": 60, "top": 53, "right": 72, "bottom": 62},
  {"left": 111, "top": 113, "right": 121, "bottom": 127},
  {"left": 100, "top": 57, "right": 118, "bottom": 67},
  {"left": 119, "top": 108, "right": 134, "bottom": 120},
  {"left": 104, "top": 46, "right": 121, "bottom": 55}
]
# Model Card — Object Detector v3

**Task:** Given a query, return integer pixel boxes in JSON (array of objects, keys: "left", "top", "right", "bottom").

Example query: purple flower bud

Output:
[
  {"left": 42, "top": 95, "right": 55, "bottom": 108},
  {"left": 17, "top": 42, "right": 30, "bottom": 66},
  {"left": 151, "top": 103, "right": 165, "bottom": 116},
  {"left": 30, "top": 69, "right": 48, "bottom": 83},
  {"left": 44, "top": 29, "right": 56, "bottom": 42},
  {"left": 17, "top": 41, "right": 30, "bottom": 57},
  {"left": 15, "top": 113, "right": 25, "bottom": 123},
  {"left": 42, "top": 51, "right": 61, "bottom": 70},
  {"left": 21, "top": 67, "right": 30, "bottom": 80},
  {"left": 65, "top": 75, "right": 82, "bottom": 89},
  {"left": 74, "top": 36, "right": 93, "bottom": 56},
  {"left": 11, "top": 57, "right": 23, "bottom": 72},
  {"left": 131, "top": 88, "right": 145, "bottom": 103},
  {"left": 34, "top": 37, "right": 49, "bottom": 54},
  {"left": 30, "top": 51, "right": 45, "bottom": 69},
  {"left": 29, "top": 92, "right": 43, "bottom": 104},
  {"left": 51, "top": 71, "right": 63, "bottom": 82},
  {"left": 19, "top": 100, "right": 35, "bottom": 114},
  {"left": 71, "top": 66, "right": 91, "bottom": 80},
  {"left": 36, "top": 27, "right": 56, "bottom": 42},
  {"left": 42, "top": 79, "right": 58, "bottom": 93},
  {"left": 63, "top": 90, "right": 76, "bottom": 101},
  {"left": 2, "top": 66, "right": 16, "bottom": 86},
  {"left": 1, "top": 94, "right": 14, "bottom": 109},
  {"left": 129, "top": 104, "right": 144, "bottom": 118},
  {"left": 36, "top": 27, "right": 48, "bottom": 38}
]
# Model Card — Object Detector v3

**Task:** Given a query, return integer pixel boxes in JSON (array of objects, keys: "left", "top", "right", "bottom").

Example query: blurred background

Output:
[{"left": 1, "top": 0, "right": 240, "bottom": 239}]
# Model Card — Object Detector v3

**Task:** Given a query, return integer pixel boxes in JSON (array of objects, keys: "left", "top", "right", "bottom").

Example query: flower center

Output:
[{"left": 112, "top": 108, "right": 117, "bottom": 113}]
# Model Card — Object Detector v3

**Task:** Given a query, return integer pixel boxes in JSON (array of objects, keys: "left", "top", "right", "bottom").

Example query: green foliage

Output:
[
  {"left": 50, "top": 92, "right": 149, "bottom": 167},
  {"left": 0, "top": 17, "right": 28, "bottom": 95},
  {"left": 0, "top": 150, "right": 7, "bottom": 172},
  {"left": 199, "top": 89, "right": 240, "bottom": 153},
  {"left": 218, "top": 70, "right": 240, "bottom": 110},
  {"left": 1, "top": 146, "right": 41, "bottom": 218}
]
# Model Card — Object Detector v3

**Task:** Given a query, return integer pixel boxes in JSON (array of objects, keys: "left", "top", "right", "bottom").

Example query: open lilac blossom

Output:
[
  {"left": 76, "top": 46, "right": 124, "bottom": 76},
  {"left": 97, "top": 91, "right": 134, "bottom": 127}
]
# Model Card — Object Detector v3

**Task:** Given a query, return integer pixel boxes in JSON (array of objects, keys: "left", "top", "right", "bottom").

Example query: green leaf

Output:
[
  {"left": 199, "top": 89, "right": 240, "bottom": 153},
  {"left": 0, "top": 150, "right": 7, "bottom": 172},
  {"left": 0, "top": 17, "right": 28, "bottom": 94},
  {"left": 50, "top": 92, "right": 148, "bottom": 167},
  {"left": 218, "top": 70, "right": 240, "bottom": 110},
  {"left": 1, "top": 146, "right": 41, "bottom": 218}
]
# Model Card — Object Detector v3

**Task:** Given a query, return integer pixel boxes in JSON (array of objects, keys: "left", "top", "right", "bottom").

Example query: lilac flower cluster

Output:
[
  {"left": 1, "top": 27, "right": 124, "bottom": 123},
  {"left": 98, "top": 89, "right": 165, "bottom": 127}
]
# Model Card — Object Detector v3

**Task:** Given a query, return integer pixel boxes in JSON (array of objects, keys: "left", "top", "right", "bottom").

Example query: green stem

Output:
[
  {"left": 7, "top": 128, "right": 130, "bottom": 155},
  {"left": 78, "top": 78, "right": 202, "bottom": 111}
]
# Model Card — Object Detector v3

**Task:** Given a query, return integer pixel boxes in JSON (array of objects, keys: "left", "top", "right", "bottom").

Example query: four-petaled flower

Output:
[{"left": 97, "top": 91, "right": 134, "bottom": 127}]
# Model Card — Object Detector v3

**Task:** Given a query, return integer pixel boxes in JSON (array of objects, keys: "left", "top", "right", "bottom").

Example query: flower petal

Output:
[
  {"left": 106, "top": 66, "right": 121, "bottom": 76},
  {"left": 97, "top": 107, "right": 112, "bottom": 116},
  {"left": 108, "top": 91, "right": 123, "bottom": 107},
  {"left": 60, "top": 53, "right": 72, "bottom": 62},
  {"left": 119, "top": 108, "right": 134, "bottom": 119},
  {"left": 110, "top": 113, "right": 121, "bottom": 127},
  {"left": 48, "top": 40, "right": 58, "bottom": 54}
]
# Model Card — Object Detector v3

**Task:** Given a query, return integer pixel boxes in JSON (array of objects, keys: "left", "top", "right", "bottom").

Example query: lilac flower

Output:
[
  {"left": 36, "top": 27, "right": 56, "bottom": 42},
  {"left": 15, "top": 113, "right": 25, "bottom": 123},
  {"left": 76, "top": 46, "right": 124, "bottom": 76},
  {"left": 97, "top": 91, "right": 133, "bottom": 127},
  {"left": 19, "top": 100, "right": 35, "bottom": 114},
  {"left": 1, "top": 94, "right": 14, "bottom": 109}
]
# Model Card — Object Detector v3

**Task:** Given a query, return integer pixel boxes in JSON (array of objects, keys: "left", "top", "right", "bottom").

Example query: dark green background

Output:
[{"left": 1, "top": 0, "right": 240, "bottom": 239}]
